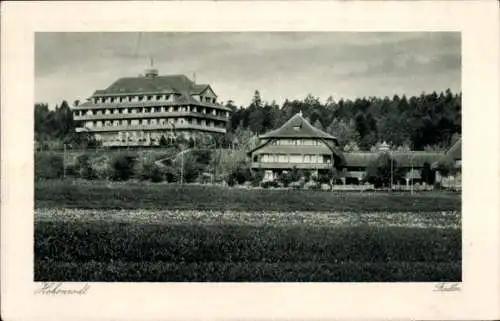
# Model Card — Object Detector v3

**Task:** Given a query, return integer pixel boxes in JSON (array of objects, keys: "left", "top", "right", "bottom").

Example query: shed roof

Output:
[
  {"left": 343, "top": 151, "right": 443, "bottom": 168},
  {"left": 446, "top": 137, "right": 461, "bottom": 160}
]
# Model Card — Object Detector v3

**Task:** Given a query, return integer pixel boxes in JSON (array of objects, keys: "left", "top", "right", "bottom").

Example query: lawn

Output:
[
  {"left": 34, "top": 180, "right": 462, "bottom": 282},
  {"left": 35, "top": 180, "right": 461, "bottom": 212}
]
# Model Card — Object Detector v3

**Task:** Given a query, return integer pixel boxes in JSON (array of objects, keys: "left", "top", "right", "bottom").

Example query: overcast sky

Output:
[{"left": 35, "top": 32, "right": 461, "bottom": 108}]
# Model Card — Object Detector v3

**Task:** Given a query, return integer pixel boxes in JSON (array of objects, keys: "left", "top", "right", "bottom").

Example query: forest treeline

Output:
[{"left": 35, "top": 89, "right": 461, "bottom": 152}]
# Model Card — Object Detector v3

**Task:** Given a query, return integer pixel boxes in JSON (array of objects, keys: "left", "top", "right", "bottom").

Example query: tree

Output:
[
  {"left": 251, "top": 90, "right": 262, "bottom": 108},
  {"left": 421, "top": 161, "right": 435, "bottom": 185},
  {"left": 159, "top": 135, "right": 169, "bottom": 147},
  {"left": 364, "top": 153, "right": 402, "bottom": 188},
  {"left": 436, "top": 156, "right": 456, "bottom": 177},
  {"left": 313, "top": 119, "right": 324, "bottom": 131},
  {"left": 326, "top": 118, "right": 361, "bottom": 148},
  {"left": 110, "top": 153, "right": 137, "bottom": 181}
]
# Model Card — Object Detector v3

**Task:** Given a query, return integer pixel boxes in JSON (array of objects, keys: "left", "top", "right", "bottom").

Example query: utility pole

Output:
[
  {"left": 410, "top": 155, "right": 414, "bottom": 195},
  {"left": 63, "top": 143, "right": 67, "bottom": 179},
  {"left": 390, "top": 151, "right": 393, "bottom": 192},
  {"left": 180, "top": 150, "right": 184, "bottom": 185}
]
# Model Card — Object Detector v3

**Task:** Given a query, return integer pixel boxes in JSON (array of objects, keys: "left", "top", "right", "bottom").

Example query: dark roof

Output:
[
  {"left": 250, "top": 145, "right": 332, "bottom": 155},
  {"left": 192, "top": 84, "right": 211, "bottom": 95},
  {"left": 344, "top": 151, "right": 443, "bottom": 168},
  {"left": 93, "top": 74, "right": 206, "bottom": 96},
  {"left": 259, "top": 113, "right": 338, "bottom": 142}
]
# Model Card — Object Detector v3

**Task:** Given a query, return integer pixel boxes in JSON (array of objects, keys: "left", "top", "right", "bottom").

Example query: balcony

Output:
[
  {"left": 73, "top": 111, "right": 229, "bottom": 122},
  {"left": 76, "top": 123, "right": 226, "bottom": 134},
  {"left": 250, "top": 162, "right": 332, "bottom": 170},
  {"left": 75, "top": 100, "right": 231, "bottom": 111}
]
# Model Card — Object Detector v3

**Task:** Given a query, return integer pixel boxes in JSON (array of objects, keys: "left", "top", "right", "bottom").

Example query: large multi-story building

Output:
[{"left": 72, "top": 68, "right": 231, "bottom": 147}]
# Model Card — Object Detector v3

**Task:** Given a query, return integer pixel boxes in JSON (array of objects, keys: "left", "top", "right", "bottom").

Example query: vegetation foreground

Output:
[
  {"left": 36, "top": 180, "right": 461, "bottom": 212},
  {"left": 35, "top": 181, "right": 461, "bottom": 282}
]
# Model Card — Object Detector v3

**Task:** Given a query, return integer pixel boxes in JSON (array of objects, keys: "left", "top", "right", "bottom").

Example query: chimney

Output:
[{"left": 144, "top": 56, "right": 158, "bottom": 78}]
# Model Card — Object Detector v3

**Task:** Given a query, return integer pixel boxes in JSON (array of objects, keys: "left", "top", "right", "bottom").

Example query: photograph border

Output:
[{"left": 2, "top": 1, "right": 500, "bottom": 320}]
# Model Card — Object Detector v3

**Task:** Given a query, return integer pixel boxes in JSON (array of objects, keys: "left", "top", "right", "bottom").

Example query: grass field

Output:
[
  {"left": 34, "top": 180, "right": 462, "bottom": 282},
  {"left": 35, "top": 180, "right": 461, "bottom": 212}
]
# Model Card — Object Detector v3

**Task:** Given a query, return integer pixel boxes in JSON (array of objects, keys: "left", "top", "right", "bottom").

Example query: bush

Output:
[
  {"left": 134, "top": 152, "right": 164, "bottom": 182},
  {"left": 251, "top": 170, "right": 265, "bottom": 186},
  {"left": 261, "top": 181, "right": 280, "bottom": 189},
  {"left": 75, "top": 154, "right": 94, "bottom": 179},
  {"left": 303, "top": 170, "right": 312, "bottom": 182},
  {"left": 227, "top": 175, "right": 236, "bottom": 187},
  {"left": 230, "top": 165, "right": 252, "bottom": 185},
  {"left": 110, "top": 153, "right": 137, "bottom": 181},
  {"left": 90, "top": 155, "right": 112, "bottom": 180},
  {"left": 277, "top": 172, "right": 292, "bottom": 187},
  {"left": 150, "top": 165, "right": 165, "bottom": 183},
  {"left": 35, "top": 153, "right": 64, "bottom": 180}
]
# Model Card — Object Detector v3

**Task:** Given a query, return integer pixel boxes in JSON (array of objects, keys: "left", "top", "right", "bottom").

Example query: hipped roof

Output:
[
  {"left": 259, "top": 113, "right": 338, "bottom": 142},
  {"left": 92, "top": 74, "right": 214, "bottom": 97}
]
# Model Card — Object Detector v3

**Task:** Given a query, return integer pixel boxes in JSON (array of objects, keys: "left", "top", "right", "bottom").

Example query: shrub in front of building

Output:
[
  {"left": 35, "top": 153, "right": 64, "bottom": 180},
  {"left": 90, "top": 155, "right": 113, "bottom": 180},
  {"left": 75, "top": 154, "right": 95, "bottom": 180},
  {"left": 110, "top": 153, "right": 137, "bottom": 181},
  {"left": 134, "top": 152, "right": 164, "bottom": 182},
  {"left": 277, "top": 171, "right": 292, "bottom": 187},
  {"left": 261, "top": 180, "right": 280, "bottom": 189}
]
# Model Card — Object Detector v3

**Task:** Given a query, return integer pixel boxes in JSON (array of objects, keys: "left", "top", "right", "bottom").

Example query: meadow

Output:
[{"left": 34, "top": 180, "right": 462, "bottom": 282}]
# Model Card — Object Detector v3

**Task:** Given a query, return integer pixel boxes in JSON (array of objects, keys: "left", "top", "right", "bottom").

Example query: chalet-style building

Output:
[
  {"left": 434, "top": 136, "right": 462, "bottom": 189},
  {"left": 249, "top": 112, "right": 451, "bottom": 188},
  {"left": 72, "top": 68, "right": 231, "bottom": 147},
  {"left": 248, "top": 112, "right": 345, "bottom": 181}
]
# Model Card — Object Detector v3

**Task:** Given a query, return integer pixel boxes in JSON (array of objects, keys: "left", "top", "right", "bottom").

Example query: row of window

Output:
[
  {"left": 91, "top": 94, "right": 216, "bottom": 105},
  {"left": 257, "top": 154, "right": 332, "bottom": 164},
  {"left": 75, "top": 106, "right": 228, "bottom": 118},
  {"left": 271, "top": 139, "right": 322, "bottom": 146},
  {"left": 82, "top": 118, "right": 225, "bottom": 129}
]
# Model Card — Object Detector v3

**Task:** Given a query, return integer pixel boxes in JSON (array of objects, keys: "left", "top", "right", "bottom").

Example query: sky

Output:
[{"left": 35, "top": 32, "right": 461, "bottom": 108}]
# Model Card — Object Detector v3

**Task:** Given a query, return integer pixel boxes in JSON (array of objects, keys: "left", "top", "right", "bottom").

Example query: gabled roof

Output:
[
  {"left": 192, "top": 84, "right": 217, "bottom": 96},
  {"left": 92, "top": 74, "right": 209, "bottom": 97},
  {"left": 259, "top": 113, "right": 338, "bottom": 142}
]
